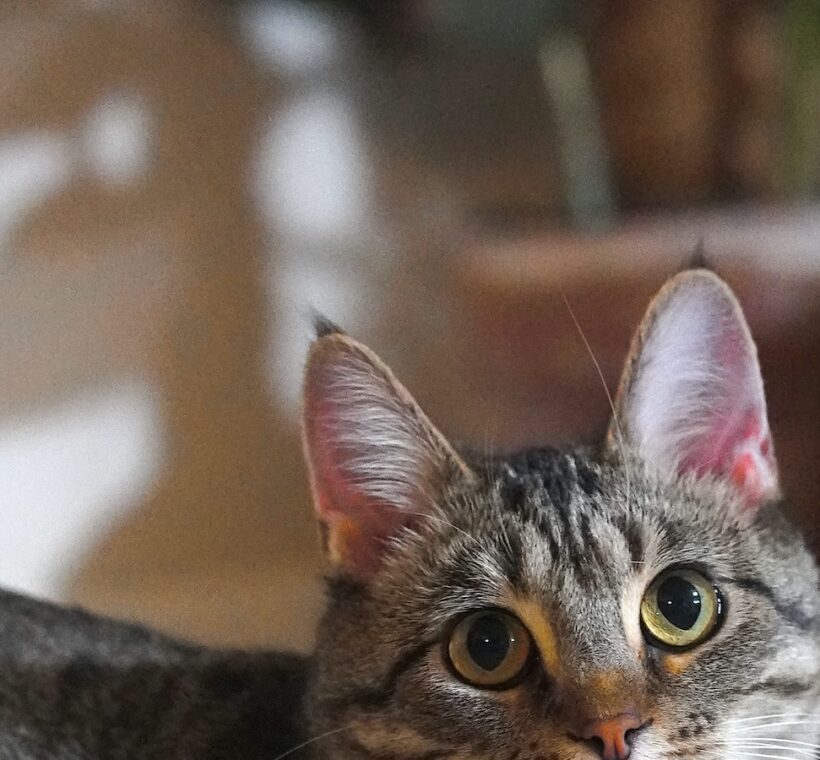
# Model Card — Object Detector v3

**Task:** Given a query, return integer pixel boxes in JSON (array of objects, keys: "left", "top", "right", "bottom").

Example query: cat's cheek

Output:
[
  {"left": 622, "top": 728, "right": 677, "bottom": 760},
  {"left": 400, "top": 666, "right": 546, "bottom": 755},
  {"left": 345, "top": 715, "right": 451, "bottom": 758}
]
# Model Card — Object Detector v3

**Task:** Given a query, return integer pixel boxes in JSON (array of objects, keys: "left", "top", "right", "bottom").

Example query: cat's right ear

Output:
[
  {"left": 607, "top": 270, "right": 778, "bottom": 510},
  {"left": 302, "top": 326, "right": 473, "bottom": 580}
]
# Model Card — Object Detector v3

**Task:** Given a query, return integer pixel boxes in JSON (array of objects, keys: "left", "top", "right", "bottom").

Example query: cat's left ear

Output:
[
  {"left": 302, "top": 325, "right": 474, "bottom": 579},
  {"left": 608, "top": 269, "right": 778, "bottom": 509}
]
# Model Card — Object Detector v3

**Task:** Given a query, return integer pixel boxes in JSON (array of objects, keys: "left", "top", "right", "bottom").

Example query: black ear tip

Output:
[
  {"left": 312, "top": 312, "right": 345, "bottom": 339},
  {"left": 683, "top": 239, "right": 713, "bottom": 272}
]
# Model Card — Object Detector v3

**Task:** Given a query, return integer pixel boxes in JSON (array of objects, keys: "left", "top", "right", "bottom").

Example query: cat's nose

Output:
[{"left": 574, "top": 711, "right": 646, "bottom": 760}]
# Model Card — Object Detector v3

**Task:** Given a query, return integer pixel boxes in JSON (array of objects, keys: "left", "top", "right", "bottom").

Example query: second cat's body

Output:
[{"left": 0, "top": 589, "right": 307, "bottom": 759}]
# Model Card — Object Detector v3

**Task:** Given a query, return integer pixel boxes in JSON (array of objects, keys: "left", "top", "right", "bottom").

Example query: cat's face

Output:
[{"left": 301, "top": 271, "right": 820, "bottom": 760}]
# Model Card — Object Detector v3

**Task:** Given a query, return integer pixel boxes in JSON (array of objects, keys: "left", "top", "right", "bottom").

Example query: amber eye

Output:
[
  {"left": 641, "top": 568, "right": 723, "bottom": 649},
  {"left": 447, "top": 610, "right": 533, "bottom": 688}
]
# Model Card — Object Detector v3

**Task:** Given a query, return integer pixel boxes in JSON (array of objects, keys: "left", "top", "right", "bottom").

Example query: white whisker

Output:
[
  {"left": 726, "top": 714, "right": 813, "bottom": 724},
  {"left": 734, "top": 739, "right": 820, "bottom": 749},
  {"left": 560, "top": 289, "right": 634, "bottom": 511},
  {"left": 271, "top": 724, "right": 352, "bottom": 760},
  {"left": 734, "top": 721, "right": 820, "bottom": 733},
  {"left": 732, "top": 743, "right": 817, "bottom": 757},
  {"left": 701, "top": 751, "right": 803, "bottom": 760},
  {"left": 407, "top": 510, "right": 478, "bottom": 546}
]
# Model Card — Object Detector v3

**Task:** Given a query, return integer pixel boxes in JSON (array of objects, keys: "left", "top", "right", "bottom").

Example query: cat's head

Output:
[{"left": 301, "top": 270, "right": 820, "bottom": 760}]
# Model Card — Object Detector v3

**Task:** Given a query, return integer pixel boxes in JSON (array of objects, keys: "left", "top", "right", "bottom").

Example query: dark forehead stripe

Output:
[
  {"left": 615, "top": 514, "right": 644, "bottom": 565},
  {"left": 499, "top": 476, "right": 527, "bottom": 513},
  {"left": 495, "top": 447, "right": 600, "bottom": 515},
  {"left": 493, "top": 448, "right": 608, "bottom": 580},
  {"left": 534, "top": 510, "right": 561, "bottom": 564},
  {"left": 507, "top": 448, "right": 576, "bottom": 511},
  {"left": 575, "top": 457, "right": 601, "bottom": 497},
  {"left": 496, "top": 448, "right": 574, "bottom": 564}
]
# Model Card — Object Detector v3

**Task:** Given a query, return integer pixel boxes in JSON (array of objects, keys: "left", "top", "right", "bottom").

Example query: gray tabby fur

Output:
[
  {"left": 0, "top": 589, "right": 306, "bottom": 758},
  {"left": 309, "top": 452, "right": 820, "bottom": 759},
  {"left": 0, "top": 269, "right": 816, "bottom": 759}
]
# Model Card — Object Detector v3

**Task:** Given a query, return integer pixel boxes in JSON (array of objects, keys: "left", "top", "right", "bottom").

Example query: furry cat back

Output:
[
  {"left": 302, "top": 269, "right": 820, "bottom": 760},
  {"left": 0, "top": 589, "right": 307, "bottom": 758}
]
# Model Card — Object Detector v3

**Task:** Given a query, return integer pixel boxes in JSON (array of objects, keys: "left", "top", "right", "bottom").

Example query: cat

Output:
[{"left": 0, "top": 267, "right": 816, "bottom": 760}]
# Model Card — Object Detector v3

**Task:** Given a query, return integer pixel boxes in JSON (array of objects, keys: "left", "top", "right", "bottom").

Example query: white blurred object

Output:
[
  {"left": 240, "top": 1, "right": 344, "bottom": 76},
  {"left": 258, "top": 90, "right": 372, "bottom": 243},
  {"left": 255, "top": 85, "right": 385, "bottom": 413},
  {"left": 0, "top": 383, "right": 163, "bottom": 600},
  {"left": 0, "top": 92, "right": 151, "bottom": 251},
  {"left": 268, "top": 257, "right": 372, "bottom": 412},
  {"left": 0, "top": 132, "right": 73, "bottom": 250},
  {"left": 246, "top": 3, "right": 399, "bottom": 415},
  {"left": 81, "top": 92, "right": 152, "bottom": 185}
]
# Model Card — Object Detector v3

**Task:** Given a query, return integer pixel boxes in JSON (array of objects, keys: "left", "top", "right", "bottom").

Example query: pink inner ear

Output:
[
  {"left": 304, "top": 368, "right": 422, "bottom": 577},
  {"left": 311, "top": 446, "right": 414, "bottom": 577},
  {"left": 678, "top": 408, "right": 776, "bottom": 508},
  {"left": 315, "top": 488, "right": 412, "bottom": 577},
  {"left": 620, "top": 272, "right": 781, "bottom": 511},
  {"left": 674, "top": 328, "right": 777, "bottom": 508}
]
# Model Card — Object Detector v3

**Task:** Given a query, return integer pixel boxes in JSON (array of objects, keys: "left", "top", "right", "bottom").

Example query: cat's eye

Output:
[
  {"left": 640, "top": 568, "right": 723, "bottom": 649},
  {"left": 447, "top": 610, "right": 533, "bottom": 688}
]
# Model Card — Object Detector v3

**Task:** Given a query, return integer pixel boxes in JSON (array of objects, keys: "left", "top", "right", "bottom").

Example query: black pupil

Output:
[
  {"left": 466, "top": 615, "right": 511, "bottom": 671},
  {"left": 657, "top": 576, "right": 702, "bottom": 630}
]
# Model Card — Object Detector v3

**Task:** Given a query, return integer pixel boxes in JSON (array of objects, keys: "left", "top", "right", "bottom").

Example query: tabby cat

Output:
[{"left": 0, "top": 269, "right": 816, "bottom": 760}]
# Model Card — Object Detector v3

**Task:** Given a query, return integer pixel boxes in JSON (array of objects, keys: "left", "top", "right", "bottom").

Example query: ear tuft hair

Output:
[
  {"left": 682, "top": 239, "right": 712, "bottom": 272},
  {"left": 312, "top": 313, "right": 345, "bottom": 340}
]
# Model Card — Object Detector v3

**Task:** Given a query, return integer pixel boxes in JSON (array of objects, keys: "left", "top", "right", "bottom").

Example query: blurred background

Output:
[{"left": 1, "top": 0, "right": 818, "bottom": 652}]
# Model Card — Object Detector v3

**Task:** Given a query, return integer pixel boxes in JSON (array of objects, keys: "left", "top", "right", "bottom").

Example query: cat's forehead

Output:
[
  {"left": 405, "top": 450, "right": 745, "bottom": 660},
  {"left": 479, "top": 448, "right": 637, "bottom": 544},
  {"left": 449, "top": 447, "right": 741, "bottom": 595},
  {"left": 491, "top": 447, "right": 604, "bottom": 516}
]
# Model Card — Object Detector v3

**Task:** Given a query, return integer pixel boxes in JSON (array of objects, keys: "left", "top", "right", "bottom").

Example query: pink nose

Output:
[{"left": 578, "top": 712, "right": 645, "bottom": 760}]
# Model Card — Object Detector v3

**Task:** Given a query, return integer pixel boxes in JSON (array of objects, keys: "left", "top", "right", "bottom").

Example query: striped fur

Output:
[{"left": 308, "top": 448, "right": 820, "bottom": 760}]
